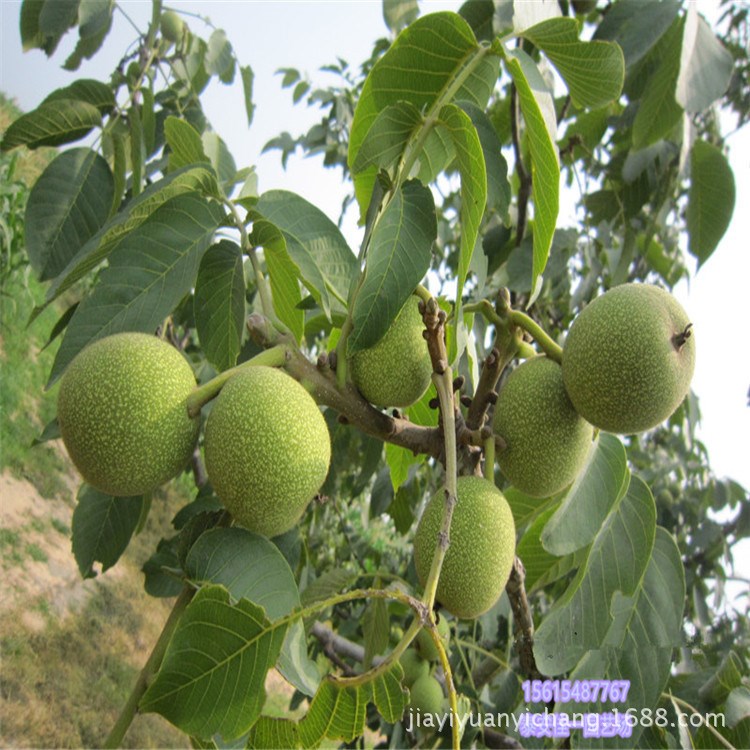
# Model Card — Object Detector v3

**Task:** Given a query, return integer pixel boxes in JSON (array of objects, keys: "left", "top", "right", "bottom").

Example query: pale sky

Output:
[{"left": 1, "top": 0, "right": 748, "bottom": 500}]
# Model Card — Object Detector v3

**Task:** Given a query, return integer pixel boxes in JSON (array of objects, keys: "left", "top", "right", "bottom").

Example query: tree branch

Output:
[
  {"left": 506, "top": 557, "right": 543, "bottom": 680},
  {"left": 510, "top": 83, "right": 532, "bottom": 247}
]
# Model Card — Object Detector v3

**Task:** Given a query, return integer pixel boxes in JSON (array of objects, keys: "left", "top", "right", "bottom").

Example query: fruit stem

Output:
[
  {"left": 185, "top": 345, "right": 289, "bottom": 417},
  {"left": 483, "top": 434, "right": 495, "bottom": 481},
  {"left": 104, "top": 585, "right": 195, "bottom": 748},
  {"left": 415, "top": 284, "right": 432, "bottom": 303},
  {"left": 508, "top": 311, "right": 563, "bottom": 363}
]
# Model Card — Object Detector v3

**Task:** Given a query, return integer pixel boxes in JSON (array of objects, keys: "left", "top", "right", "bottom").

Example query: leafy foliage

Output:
[{"left": 3, "top": 1, "right": 748, "bottom": 749}]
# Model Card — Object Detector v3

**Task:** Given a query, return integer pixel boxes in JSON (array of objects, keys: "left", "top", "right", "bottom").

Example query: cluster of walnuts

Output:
[{"left": 56, "top": 283, "right": 694, "bottom": 625}]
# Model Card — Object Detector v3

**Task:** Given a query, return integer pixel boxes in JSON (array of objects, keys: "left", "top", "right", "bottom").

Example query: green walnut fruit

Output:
[
  {"left": 415, "top": 617, "right": 450, "bottom": 662},
  {"left": 493, "top": 356, "right": 593, "bottom": 498},
  {"left": 562, "top": 283, "right": 695, "bottom": 434},
  {"left": 399, "top": 648, "right": 430, "bottom": 688},
  {"left": 408, "top": 674, "right": 445, "bottom": 724},
  {"left": 348, "top": 297, "right": 432, "bottom": 408},
  {"left": 414, "top": 476, "right": 516, "bottom": 619},
  {"left": 57, "top": 333, "right": 199, "bottom": 497},
  {"left": 204, "top": 366, "right": 331, "bottom": 537},
  {"left": 160, "top": 10, "right": 184, "bottom": 42}
]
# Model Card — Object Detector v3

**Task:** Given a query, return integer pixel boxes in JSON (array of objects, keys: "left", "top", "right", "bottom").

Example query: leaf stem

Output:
[
  {"left": 222, "top": 197, "right": 276, "bottom": 321},
  {"left": 428, "top": 623, "right": 461, "bottom": 750},
  {"left": 508, "top": 311, "right": 562, "bottom": 363},
  {"left": 104, "top": 585, "right": 195, "bottom": 749},
  {"left": 665, "top": 694, "right": 735, "bottom": 750},
  {"left": 186, "top": 345, "right": 289, "bottom": 417}
]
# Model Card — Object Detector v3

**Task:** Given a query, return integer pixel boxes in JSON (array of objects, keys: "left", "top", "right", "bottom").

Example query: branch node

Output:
[{"left": 460, "top": 395, "right": 473, "bottom": 408}]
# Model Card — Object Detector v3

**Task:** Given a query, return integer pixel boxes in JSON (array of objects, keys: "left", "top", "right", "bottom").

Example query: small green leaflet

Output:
[
  {"left": 503, "top": 49, "right": 559, "bottom": 299},
  {"left": 140, "top": 585, "right": 288, "bottom": 742},
  {"left": 521, "top": 18, "right": 625, "bottom": 110},
  {"left": 254, "top": 190, "right": 356, "bottom": 321},
  {"left": 533, "top": 476, "right": 656, "bottom": 675},
  {"left": 348, "top": 11, "right": 499, "bottom": 216},
  {"left": 25, "top": 148, "right": 114, "bottom": 281},
  {"left": 348, "top": 181, "right": 436, "bottom": 354},
  {"left": 71, "top": 485, "right": 145, "bottom": 579},
  {"left": 541, "top": 434, "right": 629, "bottom": 556},
  {"left": 687, "top": 140, "right": 736, "bottom": 267},
  {"left": 1, "top": 99, "right": 101, "bottom": 151},
  {"left": 193, "top": 241, "right": 246, "bottom": 372},
  {"left": 48, "top": 193, "right": 223, "bottom": 384},
  {"left": 437, "top": 103, "right": 486, "bottom": 308},
  {"left": 36, "top": 165, "right": 218, "bottom": 315}
]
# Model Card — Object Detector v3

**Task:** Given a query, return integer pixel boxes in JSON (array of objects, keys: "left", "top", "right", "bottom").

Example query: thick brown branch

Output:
[
  {"left": 506, "top": 557, "right": 543, "bottom": 680},
  {"left": 247, "top": 314, "right": 444, "bottom": 459}
]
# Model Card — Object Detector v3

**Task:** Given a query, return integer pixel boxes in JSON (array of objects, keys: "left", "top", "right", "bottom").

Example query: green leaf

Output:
[
  {"left": 521, "top": 18, "right": 624, "bottom": 109},
  {"left": 39, "top": 0, "right": 79, "bottom": 38},
  {"left": 32, "top": 416, "right": 61, "bottom": 446},
  {"left": 42, "top": 78, "right": 115, "bottom": 113},
  {"left": 249, "top": 217, "right": 304, "bottom": 343},
  {"left": 140, "top": 584, "right": 288, "bottom": 742},
  {"left": 63, "top": 0, "right": 114, "bottom": 71},
  {"left": 71, "top": 484, "right": 144, "bottom": 579},
  {"left": 142, "top": 538, "right": 183, "bottom": 598},
  {"left": 193, "top": 240, "right": 245, "bottom": 372},
  {"left": 516, "top": 504, "right": 588, "bottom": 592},
  {"left": 459, "top": 101, "right": 510, "bottom": 217},
  {"left": 348, "top": 181, "right": 436, "bottom": 353},
  {"left": 38, "top": 165, "right": 217, "bottom": 312},
  {"left": 186, "top": 528, "right": 299, "bottom": 618},
  {"left": 20, "top": 0, "right": 47, "bottom": 53},
  {"left": 458, "top": 0, "right": 495, "bottom": 43},
  {"left": 632, "top": 18, "right": 684, "bottom": 150},
  {"left": 298, "top": 679, "right": 369, "bottom": 746},
  {"left": 240, "top": 65, "right": 255, "bottom": 125},
  {"left": 438, "top": 103, "right": 486, "bottom": 307},
  {"left": 1, "top": 99, "right": 101, "bottom": 152},
  {"left": 349, "top": 11, "right": 500, "bottom": 215},
  {"left": 593, "top": 0, "right": 680, "bottom": 68},
  {"left": 504, "top": 486, "right": 555, "bottom": 528},
  {"left": 48, "top": 193, "right": 223, "bottom": 384},
  {"left": 25, "top": 148, "right": 114, "bottom": 281},
  {"left": 165, "top": 116, "right": 210, "bottom": 170},
  {"left": 726, "top": 687, "right": 750, "bottom": 729},
  {"left": 385, "top": 443, "right": 421, "bottom": 494},
  {"left": 676, "top": 6, "right": 734, "bottom": 113},
  {"left": 687, "top": 140, "right": 736, "bottom": 267},
  {"left": 372, "top": 663, "right": 409, "bottom": 723},
  {"left": 301, "top": 568, "right": 359, "bottom": 607},
  {"left": 565, "top": 528, "right": 685, "bottom": 749},
  {"left": 541, "top": 434, "right": 629, "bottom": 555},
  {"left": 109, "top": 131, "right": 126, "bottom": 216},
  {"left": 21, "top": 0, "right": 79, "bottom": 56},
  {"left": 246, "top": 717, "right": 299, "bottom": 750},
  {"left": 205, "top": 29, "right": 234, "bottom": 80},
  {"left": 699, "top": 651, "right": 744, "bottom": 704},
  {"left": 382, "top": 0, "right": 418, "bottom": 33},
  {"left": 351, "top": 101, "right": 423, "bottom": 174},
  {"left": 363, "top": 597, "right": 389, "bottom": 666},
  {"left": 201, "top": 132, "right": 237, "bottom": 190},
  {"left": 533, "top": 475, "right": 656, "bottom": 675},
  {"left": 254, "top": 191, "right": 356, "bottom": 321},
  {"left": 504, "top": 49, "right": 559, "bottom": 294}
]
